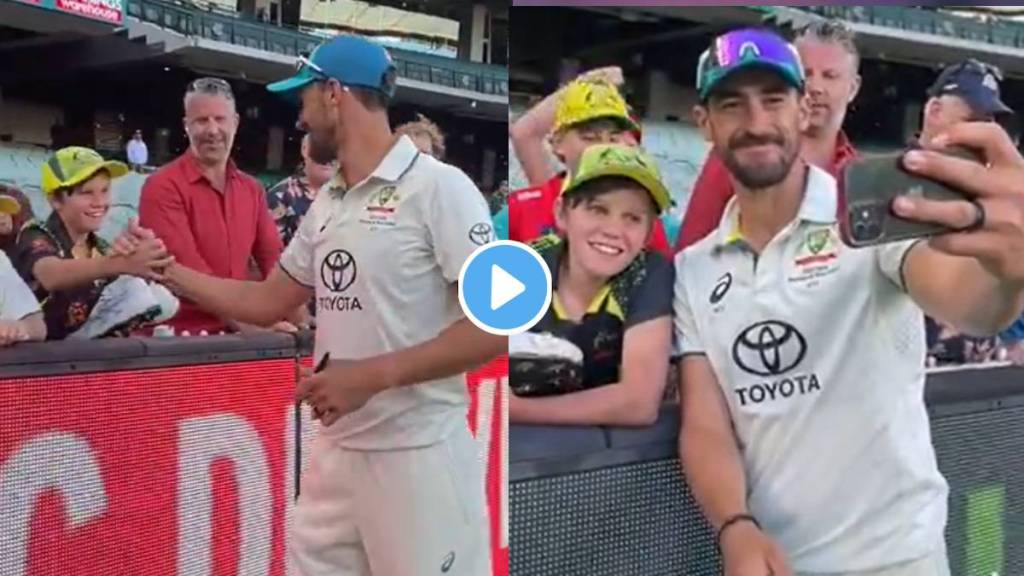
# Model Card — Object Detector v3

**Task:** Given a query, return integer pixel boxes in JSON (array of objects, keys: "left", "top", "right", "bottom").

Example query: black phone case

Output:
[{"left": 841, "top": 147, "right": 979, "bottom": 248}]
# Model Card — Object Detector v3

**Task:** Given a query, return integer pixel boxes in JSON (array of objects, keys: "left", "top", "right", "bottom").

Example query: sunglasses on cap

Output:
[
  {"left": 297, "top": 54, "right": 329, "bottom": 79},
  {"left": 697, "top": 28, "right": 804, "bottom": 100},
  {"left": 187, "top": 77, "right": 234, "bottom": 96}
]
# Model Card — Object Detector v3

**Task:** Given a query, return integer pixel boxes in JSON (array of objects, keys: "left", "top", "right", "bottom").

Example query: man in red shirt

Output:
[
  {"left": 139, "top": 77, "right": 292, "bottom": 335},
  {"left": 509, "top": 74, "right": 670, "bottom": 256},
  {"left": 676, "top": 20, "right": 861, "bottom": 253}
]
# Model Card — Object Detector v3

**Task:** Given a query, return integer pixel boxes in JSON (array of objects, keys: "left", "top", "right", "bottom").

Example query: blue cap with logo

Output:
[
  {"left": 928, "top": 59, "right": 1013, "bottom": 118},
  {"left": 268, "top": 35, "right": 397, "bottom": 101},
  {"left": 696, "top": 28, "right": 805, "bottom": 101}
]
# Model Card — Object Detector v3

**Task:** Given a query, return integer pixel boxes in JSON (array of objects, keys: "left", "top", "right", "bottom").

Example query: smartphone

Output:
[{"left": 841, "top": 146, "right": 981, "bottom": 248}]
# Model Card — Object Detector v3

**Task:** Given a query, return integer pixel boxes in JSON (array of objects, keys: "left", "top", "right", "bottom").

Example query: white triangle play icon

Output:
[{"left": 491, "top": 264, "right": 526, "bottom": 311}]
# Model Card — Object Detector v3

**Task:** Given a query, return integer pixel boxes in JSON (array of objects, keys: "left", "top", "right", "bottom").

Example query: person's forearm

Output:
[
  {"left": 33, "top": 256, "right": 121, "bottom": 292},
  {"left": 21, "top": 313, "right": 46, "bottom": 341},
  {"left": 918, "top": 254, "right": 1024, "bottom": 335},
  {"left": 956, "top": 262, "right": 1024, "bottom": 335},
  {"left": 681, "top": 426, "right": 750, "bottom": 530},
  {"left": 166, "top": 264, "right": 288, "bottom": 327},
  {"left": 510, "top": 382, "right": 661, "bottom": 427},
  {"left": 510, "top": 94, "right": 560, "bottom": 186},
  {"left": 379, "top": 318, "right": 506, "bottom": 388},
  {"left": 969, "top": 278, "right": 1024, "bottom": 335}
]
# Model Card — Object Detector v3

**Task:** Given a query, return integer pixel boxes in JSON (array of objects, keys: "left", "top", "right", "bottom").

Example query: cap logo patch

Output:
[
  {"left": 983, "top": 73, "right": 998, "bottom": 91},
  {"left": 739, "top": 41, "right": 761, "bottom": 60}
]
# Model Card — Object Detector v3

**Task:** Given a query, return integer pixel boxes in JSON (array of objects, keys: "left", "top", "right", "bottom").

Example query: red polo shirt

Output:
[
  {"left": 674, "top": 132, "right": 857, "bottom": 254},
  {"left": 508, "top": 174, "right": 671, "bottom": 258},
  {"left": 140, "top": 152, "right": 283, "bottom": 334}
]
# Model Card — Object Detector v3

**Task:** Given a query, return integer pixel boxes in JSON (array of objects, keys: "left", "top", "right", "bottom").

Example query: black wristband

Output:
[{"left": 716, "top": 513, "right": 760, "bottom": 548}]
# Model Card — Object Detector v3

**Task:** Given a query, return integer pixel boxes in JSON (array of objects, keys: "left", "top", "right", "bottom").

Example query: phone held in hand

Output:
[{"left": 841, "top": 145, "right": 983, "bottom": 248}]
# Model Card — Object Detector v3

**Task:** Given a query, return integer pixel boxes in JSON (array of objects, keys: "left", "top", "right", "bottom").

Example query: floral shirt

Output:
[{"left": 266, "top": 175, "right": 317, "bottom": 247}]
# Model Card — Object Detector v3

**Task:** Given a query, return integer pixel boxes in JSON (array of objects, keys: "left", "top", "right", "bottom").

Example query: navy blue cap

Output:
[
  {"left": 268, "top": 35, "right": 397, "bottom": 100},
  {"left": 928, "top": 59, "right": 1013, "bottom": 118}
]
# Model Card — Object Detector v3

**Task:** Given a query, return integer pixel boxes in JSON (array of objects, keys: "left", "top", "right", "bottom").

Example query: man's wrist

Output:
[
  {"left": 372, "top": 352, "right": 405, "bottom": 390},
  {"left": 102, "top": 254, "right": 127, "bottom": 276},
  {"left": 716, "top": 513, "right": 760, "bottom": 548}
]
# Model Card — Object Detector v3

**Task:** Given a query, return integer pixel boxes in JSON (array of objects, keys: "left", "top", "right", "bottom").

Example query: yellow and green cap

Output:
[
  {"left": 0, "top": 194, "right": 20, "bottom": 215},
  {"left": 41, "top": 146, "right": 128, "bottom": 197},
  {"left": 553, "top": 79, "right": 639, "bottom": 135},
  {"left": 561, "top": 144, "right": 671, "bottom": 213}
]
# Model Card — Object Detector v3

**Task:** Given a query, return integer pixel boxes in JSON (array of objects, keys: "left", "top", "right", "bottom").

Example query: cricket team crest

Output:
[
  {"left": 360, "top": 185, "right": 403, "bottom": 229},
  {"left": 788, "top": 226, "right": 841, "bottom": 286}
]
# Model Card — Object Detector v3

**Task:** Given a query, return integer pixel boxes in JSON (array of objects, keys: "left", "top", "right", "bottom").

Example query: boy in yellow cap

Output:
[
  {"left": 1, "top": 195, "right": 45, "bottom": 346},
  {"left": 13, "top": 146, "right": 177, "bottom": 340},
  {"left": 510, "top": 143, "right": 674, "bottom": 426},
  {"left": 508, "top": 73, "right": 671, "bottom": 254}
]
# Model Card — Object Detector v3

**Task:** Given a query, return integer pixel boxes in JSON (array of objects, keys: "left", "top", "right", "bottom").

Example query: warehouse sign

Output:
[{"left": 12, "top": 0, "right": 124, "bottom": 25}]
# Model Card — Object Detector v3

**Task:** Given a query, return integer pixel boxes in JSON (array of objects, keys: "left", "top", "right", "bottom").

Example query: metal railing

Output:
[
  {"left": 125, "top": 0, "right": 508, "bottom": 96},
  {"left": 797, "top": 5, "right": 1024, "bottom": 49}
]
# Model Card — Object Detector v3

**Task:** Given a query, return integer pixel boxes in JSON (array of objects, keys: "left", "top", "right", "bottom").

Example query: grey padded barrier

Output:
[{"left": 511, "top": 365, "right": 1024, "bottom": 575}]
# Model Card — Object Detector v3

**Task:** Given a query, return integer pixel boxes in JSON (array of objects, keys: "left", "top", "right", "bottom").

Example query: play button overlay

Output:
[
  {"left": 491, "top": 265, "right": 525, "bottom": 310},
  {"left": 459, "top": 240, "right": 551, "bottom": 336}
]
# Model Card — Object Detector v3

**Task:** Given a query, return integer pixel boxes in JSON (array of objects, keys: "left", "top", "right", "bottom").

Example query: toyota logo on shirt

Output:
[
  {"left": 469, "top": 223, "right": 494, "bottom": 246},
  {"left": 320, "top": 249, "right": 357, "bottom": 293},
  {"left": 732, "top": 320, "right": 807, "bottom": 377}
]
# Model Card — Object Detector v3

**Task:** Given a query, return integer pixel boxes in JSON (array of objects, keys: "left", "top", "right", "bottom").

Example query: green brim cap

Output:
[{"left": 562, "top": 144, "right": 671, "bottom": 214}]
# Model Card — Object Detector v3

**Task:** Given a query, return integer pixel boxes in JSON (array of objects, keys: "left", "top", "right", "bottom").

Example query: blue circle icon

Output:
[{"left": 459, "top": 241, "right": 552, "bottom": 336}]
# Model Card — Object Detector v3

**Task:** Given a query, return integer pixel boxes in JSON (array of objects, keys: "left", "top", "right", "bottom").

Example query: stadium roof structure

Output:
[
  {"left": 0, "top": 0, "right": 507, "bottom": 121},
  {"left": 359, "top": 0, "right": 508, "bottom": 20},
  {"left": 766, "top": 5, "right": 1024, "bottom": 78},
  {"left": 537, "top": 4, "right": 1024, "bottom": 79}
]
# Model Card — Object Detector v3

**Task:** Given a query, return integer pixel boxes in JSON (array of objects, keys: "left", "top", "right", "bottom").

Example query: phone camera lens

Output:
[{"left": 851, "top": 204, "right": 883, "bottom": 242}]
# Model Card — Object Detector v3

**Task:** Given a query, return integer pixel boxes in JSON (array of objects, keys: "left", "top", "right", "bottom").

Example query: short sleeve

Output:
[
  {"left": 624, "top": 252, "right": 674, "bottom": 328},
  {"left": 0, "top": 252, "right": 40, "bottom": 321},
  {"left": 427, "top": 165, "right": 494, "bottom": 283},
  {"left": 672, "top": 251, "right": 705, "bottom": 355},
  {"left": 875, "top": 239, "right": 922, "bottom": 291},
  {"left": 14, "top": 225, "right": 60, "bottom": 289},
  {"left": 278, "top": 194, "right": 322, "bottom": 289}
]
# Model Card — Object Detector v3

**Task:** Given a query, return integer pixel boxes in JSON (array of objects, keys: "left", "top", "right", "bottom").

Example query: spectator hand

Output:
[
  {"left": 0, "top": 319, "right": 30, "bottom": 347},
  {"left": 271, "top": 320, "right": 298, "bottom": 333},
  {"left": 720, "top": 522, "right": 792, "bottom": 576},
  {"left": 111, "top": 218, "right": 158, "bottom": 257},
  {"left": 295, "top": 357, "right": 396, "bottom": 426},
  {"left": 894, "top": 122, "right": 1024, "bottom": 287},
  {"left": 111, "top": 237, "right": 174, "bottom": 279},
  {"left": 1004, "top": 340, "right": 1024, "bottom": 366},
  {"left": 578, "top": 66, "right": 625, "bottom": 87}
]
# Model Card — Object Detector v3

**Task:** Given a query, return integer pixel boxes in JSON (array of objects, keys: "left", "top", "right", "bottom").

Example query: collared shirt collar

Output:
[
  {"left": 44, "top": 211, "right": 102, "bottom": 256},
  {"left": 181, "top": 151, "right": 239, "bottom": 185},
  {"left": 832, "top": 130, "right": 857, "bottom": 173},
  {"left": 325, "top": 136, "right": 420, "bottom": 196},
  {"left": 371, "top": 135, "right": 421, "bottom": 183},
  {"left": 714, "top": 165, "right": 838, "bottom": 248}
]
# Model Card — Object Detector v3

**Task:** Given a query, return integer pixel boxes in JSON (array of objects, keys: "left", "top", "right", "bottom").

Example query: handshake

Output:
[{"left": 107, "top": 219, "right": 174, "bottom": 280}]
